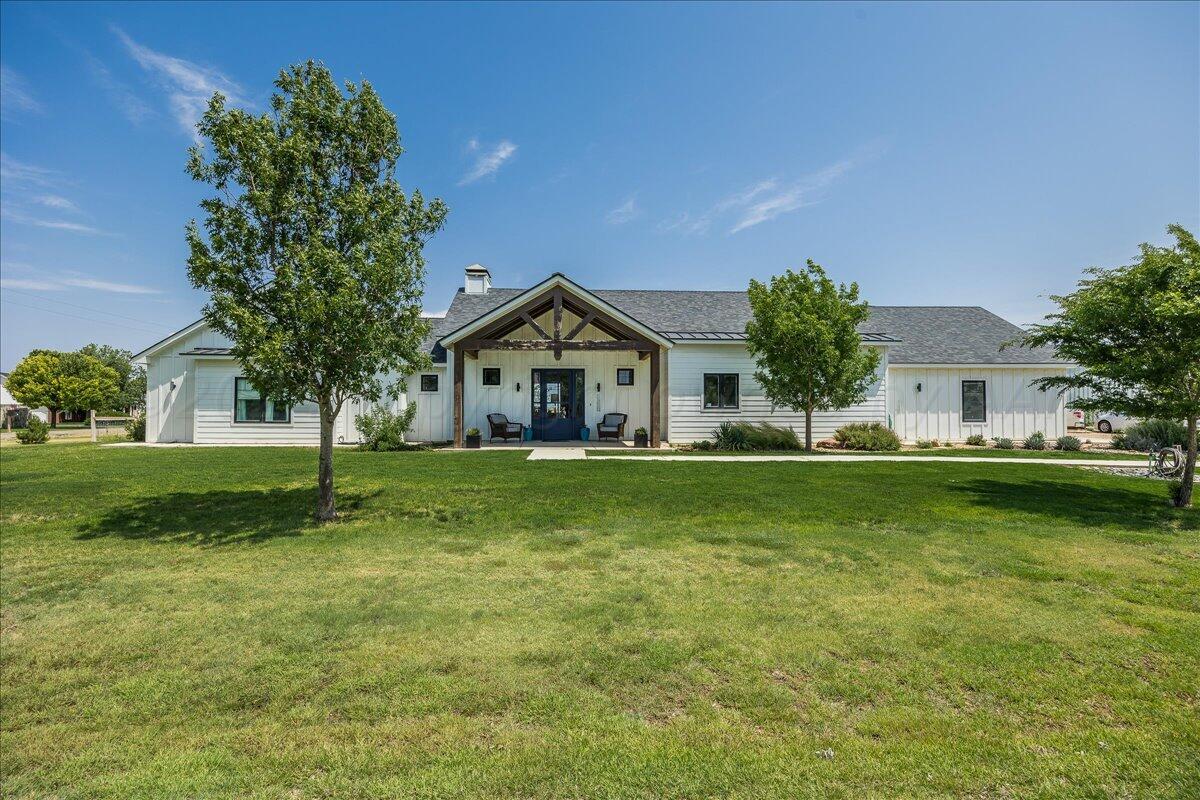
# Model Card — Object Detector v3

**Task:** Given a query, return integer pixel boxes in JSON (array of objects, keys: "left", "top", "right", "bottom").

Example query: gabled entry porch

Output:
[{"left": 437, "top": 274, "right": 672, "bottom": 448}]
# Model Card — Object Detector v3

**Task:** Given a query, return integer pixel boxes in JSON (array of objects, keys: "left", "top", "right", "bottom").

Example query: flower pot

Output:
[
  {"left": 634, "top": 432, "right": 649, "bottom": 448},
  {"left": 580, "top": 427, "right": 590, "bottom": 441},
  {"left": 523, "top": 426, "right": 533, "bottom": 441},
  {"left": 464, "top": 433, "right": 481, "bottom": 449}
]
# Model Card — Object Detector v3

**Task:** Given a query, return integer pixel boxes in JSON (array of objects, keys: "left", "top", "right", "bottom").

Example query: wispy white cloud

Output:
[
  {"left": 657, "top": 144, "right": 885, "bottom": 236},
  {"left": 606, "top": 195, "right": 640, "bottom": 225},
  {"left": 83, "top": 51, "right": 155, "bottom": 124},
  {"left": 0, "top": 268, "right": 160, "bottom": 294},
  {"left": 60, "top": 274, "right": 161, "bottom": 294},
  {"left": 1, "top": 65, "right": 43, "bottom": 117},
  {"left": 0, "top": 152, "right": 59, "bottom": 188},
  {"left": 727, "top": 162, "right": 856, "bottom": 234},
  {"left": 459, "top": 138, "right": 518, "bottom": 186},
  {"left": 660, "top": 179, "right": 780, "bottom": 235},
  {"left": 3, "top": 211, "right": 109, "bottom": 236},
  {"left": 0, "top": 277, "right": 63, "bottom": 291},
  {"left": 113, "top": 26, "right": 247, "bottom": 141},
  {"left": 32, "top": 194, "right": 79, "bottom": 212}
]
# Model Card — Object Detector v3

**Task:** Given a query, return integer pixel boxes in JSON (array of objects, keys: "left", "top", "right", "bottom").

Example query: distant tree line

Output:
[{"left": 6, "top": 344, "right": 145, "bottom": 427}]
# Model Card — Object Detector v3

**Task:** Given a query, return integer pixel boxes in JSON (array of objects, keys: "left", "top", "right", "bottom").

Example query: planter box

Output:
[
  {"left": 464, "top": 434, "right": 482, "bottom": 449},
  {"left": 634, "top": 432, "right": 649, "bottom": 448}
]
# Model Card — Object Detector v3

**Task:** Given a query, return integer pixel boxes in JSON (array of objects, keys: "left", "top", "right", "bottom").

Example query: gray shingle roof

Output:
[{"left": 428, "top": 285, "right": 1066, "bottom": 365}]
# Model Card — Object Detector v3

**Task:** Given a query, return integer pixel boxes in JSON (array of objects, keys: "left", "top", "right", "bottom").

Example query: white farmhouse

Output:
[{"left": 135, "top": 266, "right": 1071, "bottom": 446}]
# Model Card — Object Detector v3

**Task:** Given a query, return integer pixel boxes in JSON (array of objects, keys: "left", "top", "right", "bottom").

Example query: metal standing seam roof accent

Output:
[{"left": 177, "top": 347, "right": 234, "bottom": 356}]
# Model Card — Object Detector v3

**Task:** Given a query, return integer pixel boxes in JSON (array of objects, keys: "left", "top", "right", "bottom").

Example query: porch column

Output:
[
  {"left": 649, "top": 345, "right": 661, "bottom": 448},
  {"left": 453, "top": 343, "right": 464, "bottom": 448}
]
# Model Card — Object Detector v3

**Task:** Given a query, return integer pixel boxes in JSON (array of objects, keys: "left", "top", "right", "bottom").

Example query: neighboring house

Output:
[
  {"left": 134, "top": 265, "right": 1072, "bottom": 446},
  {"left": 0, "top": 372, "right": 45, "bottom": 426}
]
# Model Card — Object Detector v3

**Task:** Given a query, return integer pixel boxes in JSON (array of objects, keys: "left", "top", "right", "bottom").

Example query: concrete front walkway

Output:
[{"left": 556, "top": 451, "right": 1148, "bottom": 466}]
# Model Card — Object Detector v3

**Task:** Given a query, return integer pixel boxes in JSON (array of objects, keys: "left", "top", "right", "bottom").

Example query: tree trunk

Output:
[
  {"left": 1177, "top": 416, "right": 1197, "bottom": 509},
  {"left": 49, "top": 407, "right": 58, "bottom": 428},
  {"left": 317, "top": 403, "right": 337, "bottom": 522},
  {"left": 804, "top": 407, "right": 813, "bottom": 452}
]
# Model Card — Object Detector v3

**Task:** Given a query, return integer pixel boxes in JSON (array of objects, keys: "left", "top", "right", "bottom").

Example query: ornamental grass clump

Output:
[
  {"left": 965, "top": 434, "right": 987, "bottom": 446},
  {"left": 993, "top": 437, "right": 1015, "bottom": 450},
  {"left": 1056, "top": 435, "right": 1082, "bottom": 452},
  {"left": 833, "top": 422, "right": 901, "bottom": 451},
  {"left": 1023, "top": 431, "right": 1047, "bottom": 450}
]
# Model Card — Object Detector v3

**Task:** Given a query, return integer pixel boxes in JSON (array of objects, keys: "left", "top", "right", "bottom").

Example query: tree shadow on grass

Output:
[
  {"left": 76, "top": 487, "right": 380, "bottom": 546},
  {"left": 948, "top": 476, "right": 1198, "bottom": 533}
]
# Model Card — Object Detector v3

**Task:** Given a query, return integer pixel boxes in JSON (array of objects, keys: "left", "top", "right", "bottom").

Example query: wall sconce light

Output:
[
  {"left": 596, "top": 382, "right": 601, "bottom": 393},
  {"left": 515, "top": 381, "right": 521, "bottom": 392},
  {"left": 915, "top": 382, "right": 922, "bottom": 392},
  {"left": 169, "top": 380, "right": 177, "bottom": 391}
]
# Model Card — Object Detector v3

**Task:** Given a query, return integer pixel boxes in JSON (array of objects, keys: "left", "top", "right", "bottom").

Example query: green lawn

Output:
[{"left": 2, "top": 445, "right": 1197, "bottom": 798}]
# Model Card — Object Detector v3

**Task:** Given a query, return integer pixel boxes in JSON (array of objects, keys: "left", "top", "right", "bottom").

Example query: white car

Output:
[
  {"left": 1067, "top": 408, "right": 1085, "bottom": 428},
  {"left": 1096, "top": 411, "right": 1134, "bottom": 433}
]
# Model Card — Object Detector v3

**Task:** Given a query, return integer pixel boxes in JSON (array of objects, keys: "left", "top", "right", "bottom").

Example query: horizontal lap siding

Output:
[
  {"left": 193, "top": 360, "right": 327, "bottom": 443},
  {"left": 666, "top": 343, "right": 888, "bottom": 443},
  {"left": 888, "top": 366, "right": 1069, "bottom": 443}
]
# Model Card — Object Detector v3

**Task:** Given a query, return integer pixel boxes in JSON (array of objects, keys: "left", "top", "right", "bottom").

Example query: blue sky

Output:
[{"left": 1, "top": 1, "right": 1197, "bottom": 370}]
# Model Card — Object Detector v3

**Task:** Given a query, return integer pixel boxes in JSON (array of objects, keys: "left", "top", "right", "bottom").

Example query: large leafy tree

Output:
[
  {"left": 79, "top": 344, "right": 146, "bottom": 411},
  {"left": 1019, "top": 225, "right": 1199, "bottom": 508},
  {"left": 745, "top": 262, "right": 881, "bottom": 451},
  {"left": 6, "top": 350, "right": 121, "bottom": 426},
  {"left": 186, "top": 62, "right": 447, "bottom": 521}
]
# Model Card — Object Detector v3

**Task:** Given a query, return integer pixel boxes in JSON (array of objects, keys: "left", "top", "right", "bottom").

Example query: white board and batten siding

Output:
[
  {"left": 666, "top": 342, "right": 889, "bottom": 443},
  {"left": 888, "top": 365, "right": 1070, "bottom": 443}
]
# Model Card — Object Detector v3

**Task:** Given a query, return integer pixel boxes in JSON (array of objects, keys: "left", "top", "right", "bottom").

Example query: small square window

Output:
[
  {"left": 482, "top": 367, "right": 501, "bottom": 386},
  {"left": 616, "top": 368, "right": 634, "bottom": 386},
  {"left": 234, "top": 377, "right": 290, "bottom": 423},
  {"left": 420, "top": 374, "right": 439, "bottom": 393}
]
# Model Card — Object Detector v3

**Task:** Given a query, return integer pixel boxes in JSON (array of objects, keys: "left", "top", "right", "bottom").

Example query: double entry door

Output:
[{"left": 531, "top": 368, "right": 585, "bottom": 441}]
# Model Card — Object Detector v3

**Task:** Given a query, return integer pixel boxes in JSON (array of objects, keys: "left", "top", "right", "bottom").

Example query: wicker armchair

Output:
[
  {"left": 596, "top": 412, "right": 627, "bottom": 441},
  {"left": 487, "top": 413, "right": 523, "bottom": 442}
]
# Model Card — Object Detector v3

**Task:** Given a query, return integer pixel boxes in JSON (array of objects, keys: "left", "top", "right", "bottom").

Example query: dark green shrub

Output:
[
  {"left": 965, "top": 434, "right": 987, "bottom": 446},
  {"left": 125, "top": 414, "right": 146, "bottom": 442},
  {"left": 1023, "top": 431, "right": 1047, "bottom": 450},
  {"left": 15, "top": 416, "right": 49, "bottom": 445},
  {"left": 712, "top": 421, "right": 752, "bottom": 451},
  {"left": 834, "top": 422, "right": 901, "bottom": 451},
  {"left": 1055, "top": 435, "right": 1082, "bottom": 452},
  {"left": 1112, "top": 419, "right": 1186, "bottom": 452},
  {"left": 993, "top": 437, "right": 1015, "bottom": 450},
  {"left": 355, "top": 405, "right": 420, "bottom": 451}
]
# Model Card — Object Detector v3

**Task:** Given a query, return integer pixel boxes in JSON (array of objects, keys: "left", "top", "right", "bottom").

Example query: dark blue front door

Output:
[{"left": 531, "top": 369, "right": 585, "bottom": 440}]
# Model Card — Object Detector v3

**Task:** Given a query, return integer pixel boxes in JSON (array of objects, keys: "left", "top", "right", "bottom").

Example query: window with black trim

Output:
[
  {"left": 234, "top": 377, "right": 290, "bottom": 423},
  {"left": 703, "top": 373, "right": 739, "bottom": 409},
  {"left": 962, "top": 380, "right": 986, "bottom": 422},
  {"left": 420, "top": 374, "right": 439, "bottom": 392},
  {"left": 481, "top": 367, "right": 501, "bottom": 386},
  {"left": 616, "top": 368, "right": 634, "bottom": 386}
]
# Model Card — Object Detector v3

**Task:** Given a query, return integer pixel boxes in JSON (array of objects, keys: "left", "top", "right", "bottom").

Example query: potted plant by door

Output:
[
  {"left": 634, "top": 426, "right": 649, "bottom": 447},
  {"left": 464, "top": 427, "right": 482, "bottom": 449},
  {"left": 580, "top": 426, "right": 590, "bottom": 441}
]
